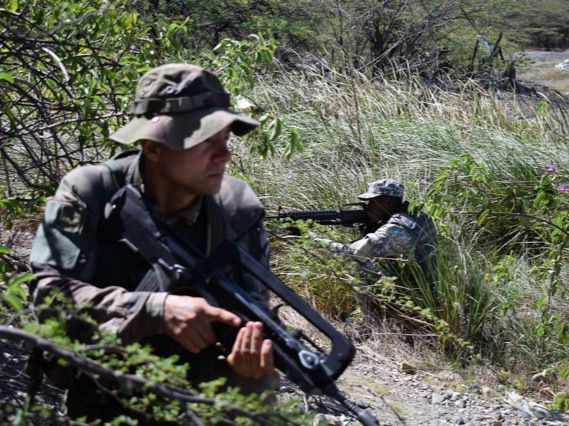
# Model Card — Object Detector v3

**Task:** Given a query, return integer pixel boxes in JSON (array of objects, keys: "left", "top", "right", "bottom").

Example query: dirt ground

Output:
[{"left": 518, "top": 49, "right": 569, "bottom": 94}]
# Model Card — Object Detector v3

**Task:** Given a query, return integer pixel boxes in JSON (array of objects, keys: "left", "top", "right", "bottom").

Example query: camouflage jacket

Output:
[
  {"left": 29, "top": 150, "right": 270, "bottom": 345},
  {"left": 325, "top": 204, "right": 437, "bottom": 279}
]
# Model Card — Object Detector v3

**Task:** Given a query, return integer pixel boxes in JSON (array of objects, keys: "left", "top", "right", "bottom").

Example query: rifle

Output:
[
  {"left": 107, "top": 185, "right": 379, "bottom": 426},
  {"left": 269, "top": 204, "right": 371, "bottom": 227}
]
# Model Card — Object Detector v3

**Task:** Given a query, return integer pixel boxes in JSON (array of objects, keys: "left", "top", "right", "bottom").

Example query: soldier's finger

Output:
[
  {"left": 239, "top": 325, "right": 255, "bottom": 374},
  {"left": 239, "top": 323, "right": 253, "bottom": 353},
  {"left": 188, "top": 329, "right": 209, "bottom": 351},
  {"left": 250, "top": 322, "right": 263, "bottom": 354},
  {"left": 229, "top": 327, "right": 250, "bottom": 373},
  {"left": 230, "top": 326, "right": 247, "bottom": 356},
  {"left": 208, "top": 306, "right": 241, "bottom": 327},
  {"left": 260, "top": 339, "right": 274, "bottom": 373}
]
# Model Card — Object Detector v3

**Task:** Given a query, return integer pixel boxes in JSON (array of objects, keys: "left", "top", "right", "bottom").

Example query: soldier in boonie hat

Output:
[
  {"left": 110, "top": 63, "right": 259, "bottom": 148},
  {"left": 29, "top": 63, "right": 277, "bottom": 422},
  {"left": 358, "top": 178, "right": 404, "bottom": 200}
]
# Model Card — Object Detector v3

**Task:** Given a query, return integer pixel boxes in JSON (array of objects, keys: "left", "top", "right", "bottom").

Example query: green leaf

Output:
[
  {"left": 0, "top": 245, "right": 10, "bottom": 254},
  {"left": 5, "top": 291, "right": 23, "bottom": 313},
  {"left": 8, "top": 0, "right": 18, "bottom": 13},
  {"left": 283, "top": 143, "right": 292, "bottom": 160},
  {"left": 476, "top": 208, "right": 490, "bottom": 225},
  {"left": 0, "top": 72, "right": 14, "bottom": 84},
  {"left": 290, "top": 127, "right": 304, "bottom": 153},
  {"left": 517, "top": 215, "right": 529, "bottom": 227},
  {"left": 8, "top": 272, "right": 35, "bottom": 287},
  {"left": 268, "top": 117, "right": 282, "bottom": 141}
]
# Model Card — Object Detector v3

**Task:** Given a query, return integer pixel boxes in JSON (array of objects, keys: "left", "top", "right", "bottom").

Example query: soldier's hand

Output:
[
  {"left": 226, "top": 322, "right": 274, "bottom": 378},
  {"left": 163, "top": 295, "right": 241, "bottom": 354}
]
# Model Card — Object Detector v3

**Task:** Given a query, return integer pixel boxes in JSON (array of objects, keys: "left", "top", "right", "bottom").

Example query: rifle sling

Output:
[
  {"left": 133, "top": 196, "right": 228, "bottom": 293},
  {"left": 108, "top": 187, "right": 196, "bottom": 292}
]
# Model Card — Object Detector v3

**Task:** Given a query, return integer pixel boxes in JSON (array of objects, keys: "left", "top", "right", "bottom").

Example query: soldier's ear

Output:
[{"left": 140, "top": 140, "right": 162, "bottom": 162}]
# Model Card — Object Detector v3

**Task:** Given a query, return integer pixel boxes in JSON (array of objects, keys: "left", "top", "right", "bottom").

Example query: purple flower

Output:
[
  {"left": 546, "top": 163, "right": 557, "bottom": 173},
  {"left": 560, "top": 183, "right": 568, "bottom": 194}
]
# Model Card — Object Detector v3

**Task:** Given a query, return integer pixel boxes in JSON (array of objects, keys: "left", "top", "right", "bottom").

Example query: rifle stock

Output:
[{"left": 108, "top": 185, "right": 379, "bottom": 426}]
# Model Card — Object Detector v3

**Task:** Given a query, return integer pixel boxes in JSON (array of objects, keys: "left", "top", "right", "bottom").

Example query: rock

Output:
[
  {"left": 468, "top": 384, "right": 481, "bottom": 394},
  {"left": 555, "top": 59, "right": 569, "bottom": 70},
  {"left": 401, "top": 362, "right": 417, "bottom": 374},
  {"left": 432, "top": 393, "right": 447, "bottom": 404},
  {"left": 481, "top": 386, "right": 493, "bottom": 397},
  {"left": 312, "top": 413, "right": 342, "bottom": 426},
  {"left": 450, "top": 391, "right": 461, "bottom": 401}
]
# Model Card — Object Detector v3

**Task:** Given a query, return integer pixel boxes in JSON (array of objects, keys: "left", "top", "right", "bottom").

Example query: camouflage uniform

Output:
[
  {"left": 28, "top": 64, "right": 275, "bottom": 422},
  {"left": 323, "top": 179, "right": 437, "bottom": 281}
]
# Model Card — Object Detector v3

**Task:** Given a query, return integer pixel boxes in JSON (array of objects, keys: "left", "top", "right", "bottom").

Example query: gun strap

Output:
[{"left": 109, "top": 186, "right": 196, "bottom": 292}]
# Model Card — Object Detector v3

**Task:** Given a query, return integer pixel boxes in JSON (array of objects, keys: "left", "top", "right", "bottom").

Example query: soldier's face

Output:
[
  {"left": 366, "top": 197, "right": 389, "bottom": 222},
  {"left": 149, "top": 127, "right": 232, "bottom": 196}
]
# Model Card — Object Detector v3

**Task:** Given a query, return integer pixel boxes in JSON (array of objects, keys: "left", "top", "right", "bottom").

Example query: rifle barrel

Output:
[{"left": 275, "top": 207, "right": 370, "bottom": 227}]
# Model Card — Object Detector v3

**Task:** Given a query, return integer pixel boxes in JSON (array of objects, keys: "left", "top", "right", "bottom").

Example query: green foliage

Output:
[
  {"left": 1, "top": 0, "right": 305, "bottom": 198},
  {"left": 0, "top": 246, "right": 34, "bottom": 316},
  {"left": 269, "top": 220, "right": 359, "bottom": 319},
  {"left": 17, "top": 306, "right": 310, "bottom": 425},
  {"left": 426, "top": 154, "right": 569, "bottom": 253},
  {"left": 424, "top": 154, "right": 569, "bottom": 369},
  {"left": 0, "top": 0, "right": 191, "bottom": 193},
  {"left": 552, "top": 391, "right": 569, "bottom": 411},
  {"left": 506, "top": 0, "right": 569, "bottom": 48}
]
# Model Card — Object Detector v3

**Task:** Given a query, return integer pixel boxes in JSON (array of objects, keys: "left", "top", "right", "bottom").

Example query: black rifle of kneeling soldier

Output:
[
  {"left": 107, "top": 185, "right": 379, "bottom": 426},
  {"left": 268, "top": 204, "right": 372, "bottom": 228}
]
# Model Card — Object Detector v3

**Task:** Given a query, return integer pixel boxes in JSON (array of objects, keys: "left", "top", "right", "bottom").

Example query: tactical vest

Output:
[{"left": 88, "top": 150, "right": 266, "bottom": 291}]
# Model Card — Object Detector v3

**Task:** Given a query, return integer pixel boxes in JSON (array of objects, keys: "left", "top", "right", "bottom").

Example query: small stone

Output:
[
  {"left": 456, "top": 417, "right": 466, "bottom": 425},
  {"left": 490, "top": 421, "right": 502, "bottom": 426},
  {"left": 432, "top": 393, "right": 447, "bottom": 404},
  {"left": 313, "top": 414, "right": 342, "bottom": 426},
  {"left": 468, "top": 384, "right": 481, "bottom": 393},
  {"left": 456, "top": 399, "right": 467, "bottom": 408},
  {"left": 401, "top": 362, "right": 417, "bottom": 374}
]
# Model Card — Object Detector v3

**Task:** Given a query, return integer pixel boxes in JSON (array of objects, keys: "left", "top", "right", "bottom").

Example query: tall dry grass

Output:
[{"left": 234, "top": 66, "right": 569, "bottom": 375}]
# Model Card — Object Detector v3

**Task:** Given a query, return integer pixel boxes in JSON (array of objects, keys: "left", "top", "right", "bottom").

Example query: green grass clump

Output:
[{"left": 238, "top": 67, "right": 569, "bottom": 380}]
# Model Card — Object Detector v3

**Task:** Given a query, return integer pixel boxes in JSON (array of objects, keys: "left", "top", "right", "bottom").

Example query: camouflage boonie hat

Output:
[
  {"left": 110, "top": 64, "right": 259, "bottom": 149},
  {"left": 358, "top": 178, "right": 404, "bottom": 200}
]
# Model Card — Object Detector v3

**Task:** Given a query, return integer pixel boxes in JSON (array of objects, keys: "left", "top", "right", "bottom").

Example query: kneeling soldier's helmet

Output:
[{"left": 358, "top": 178, "right": 404, "bottom": 200}]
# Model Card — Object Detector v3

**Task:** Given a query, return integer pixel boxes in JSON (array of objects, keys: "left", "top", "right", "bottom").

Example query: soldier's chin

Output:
[{"left": 202, "top": 178, "right": 224, "bottom": 195}]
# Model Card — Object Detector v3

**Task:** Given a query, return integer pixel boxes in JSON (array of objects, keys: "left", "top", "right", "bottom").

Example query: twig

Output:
[
  {"left": 0, "top": 326, "right": 289, "bottom": 425},
  {"left": 41, "top": 47, "right": 70, "bottom": 82}
]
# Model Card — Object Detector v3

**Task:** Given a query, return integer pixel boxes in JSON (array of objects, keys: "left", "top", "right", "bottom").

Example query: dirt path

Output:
[
  {"left": 518, "top": 49, "right": 569, "bottom": 94},
  {"left": 278, "top": 344, "right": 568, "bottom": 426}
]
